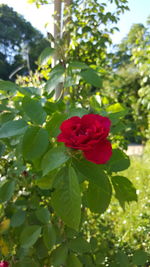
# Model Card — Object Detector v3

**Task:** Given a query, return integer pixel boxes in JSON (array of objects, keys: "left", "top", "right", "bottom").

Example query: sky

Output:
[{"left": 0, "top": 0, "right": 150, "bottom": 44}]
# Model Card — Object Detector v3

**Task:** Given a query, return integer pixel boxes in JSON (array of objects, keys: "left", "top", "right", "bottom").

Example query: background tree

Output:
[
  {"left": 103, "top": 22, "right": 150, "bottom": 143},
  {"left": 0, "top": 4, "right": 49, "bottom": 80}
]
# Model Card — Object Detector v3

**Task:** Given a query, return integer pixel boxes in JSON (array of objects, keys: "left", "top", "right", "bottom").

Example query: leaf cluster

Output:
[{"left": 0, "top": 63, "right": 138, "bottom": 265}]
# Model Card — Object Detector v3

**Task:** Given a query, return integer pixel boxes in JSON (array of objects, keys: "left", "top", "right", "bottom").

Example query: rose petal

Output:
[
  {"left": 83, "top": 139, "right": 112, "bottom": 164},
  {"left": 60, "top": 116, "right": 81, "bottom": 132},
  {"left": 81, "top": 114, "right": 111, "bottom": 138},
  {"left": 0, "top": 262, "right": 9, "bottom": 267},
  {"left": 82, "top": 114, "right": 111, "bottom": 127}
]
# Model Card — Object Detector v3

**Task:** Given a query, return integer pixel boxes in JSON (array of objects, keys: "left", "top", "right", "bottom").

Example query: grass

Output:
[
  {"left": 81, "top": 144, "right": 150, "bottom": 266},
  {"left": 104, "top": 143, "right": 150, "bottom": 252}
]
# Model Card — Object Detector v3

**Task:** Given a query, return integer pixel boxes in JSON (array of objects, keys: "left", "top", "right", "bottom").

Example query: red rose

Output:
[
  {"left": 0, "top": 261, "right": 9, "bottom": 267},
  {"left": 57, "top": 114, "right": 112, "bottom": 164}
]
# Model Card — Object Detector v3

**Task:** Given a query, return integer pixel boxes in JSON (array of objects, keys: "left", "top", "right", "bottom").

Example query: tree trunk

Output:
[
  {"left": 63, "top": 0, "right": 72, "bottom": 46},
  {"left": 54, "top": 0, "right": 62, "bottom": 42},
  {"left": 53, "top": 0, "right": 72, "bottom": 100},
  {"left": 54, "top": 0, "right": 62, "bottom": 99}
]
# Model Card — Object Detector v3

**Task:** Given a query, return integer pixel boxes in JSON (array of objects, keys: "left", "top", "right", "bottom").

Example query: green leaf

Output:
[
  {"left": 109, "top": 262, "right": 119, "bottom": 267},
  {"left": 35, "top": 207, "right": 50, "bottom": 224},
  {"left": 38, "top": 47, "right": 55, "bottom": 65},
  {"left": 46, "top": 112, "right": 68, "bottom": 137},
  {"left": 20, "top": 225, "right": 41, "bottom": 248},
  {"left": 0, "top": 120, "right": 27, "bottom": 138},
  {"left": 0, "top": 112, "right": 15, "bottom": 124},
  {"left": 68, "top": 237, "right": 91, "bottom": 253},
  {"left": 45, "top": 69, "right": 64, "bottom": 94},
  {"left": 0, "top": 180, "right": 15, "bottom": 203},
  {"left": 17, "top": 86, "right": 33, "bottom": 97},
  {"left": 0, "top": 104, "right": 11, "bottom": 112},
  {"left": 111, "top": 176, "right": 137, "bottom": 209},
  {"left": 18, "top": 86, "right": 41, "bottom": 97},
  {"left": 116, "top": 251, "right": 130, "bottom": 267},
  {"left": 50, "top": 64, "right": 64, "bottom": 76},
  {"left": 80, "top": 69, "right": 102, "bottom": 87},
  {"left": 22, "top": 126, "right": 49, "bottom": 160},
  {"left": 73, "top": 159, "right": 112, "bottom": 213},
  {"left": 80, "top": 254, "right": 95, "bottom": 267},
  {"left": 51, "top": 167, "right": 81, "bottom": 230},
  {"left": 86, "top": 173, "right": 112, "bottom": 214},
  {"left": 41, "top": 146, "right": 69, "bottom": 176},
  {"left": 90, "top": 95, "right": 102, "bottom": 111},
  {"left": 66, "top": 252, "right": 83, "bottom": 267},
  {"left": 64, "top": 75, "right": 77, "bottom": 87},
  {"left": 35, "top": 171, "right": 56, "bottom": 190},
  {"left": 108, "top": 149, "right": 130, "bottom": 172},
  {"left": 50, "top": 244, "right": 68, "bottom": 267},
  {"left": 0, "top": 80, "right": 19, "bottom": 92},
  {"left": 14, "top": 258, "right": 39, "bottom": 267},
  {"left": 111, "top": 121, "right": 125, "bottom": 135},
  {"left": 36, "top": 238, "right": 48, "bottom": 259},
  {"left": 82, "top": 26, "right": 91, "bottom": 33},
  {"left": 22, "top": 97, "right": 47, "bottom": 125},
  {"left": 132, "top": 250, "right": 149, "bottom": 265},
  {"left": 69, "top": 61, "right": 89, "bottom": 69},
  {"left": 43, "top": 224, "right": 56, "bottom": 250},
  {"left": 108, "top": 113, "right": 125, "bottom": 125},
  {"left": 65, "top": 227, "right": 77, "bottom": 239},
  {"left": 73, "top": 158, "right": 105, "bottom": 182},
  {"left": 67, "top": 108, "right": 88, "bottom": 118},
  {"left": 44, "top": 101, "right": 58, "bottom": 114},
  {"left": 107, "top": 103, "right": 128, "bottom": 124},
  {"left": 0, "top": 141, "right": 5, "bottom": 156},
  {"left": 95, "top": 251, "right": 105, "bottom": 264},
  {"left": 107, "top": 103, "right": 125, "bottom": 113},
  {"left": 11, "top": 210, "right": 26, "bottom": 227}
]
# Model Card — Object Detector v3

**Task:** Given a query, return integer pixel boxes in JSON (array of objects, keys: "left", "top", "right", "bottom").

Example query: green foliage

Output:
[
  {"left": 38, "top": 47, "right": 55, "bottom": 65},
  {"left": 108, "top": 149, "right": 130, "bottom": 172},
  {"left": 86, "top": 175, "right": 112, "bottom": 214},
  {"left": 22, "top": 97, "right": 47, "bottom": 125},
  {"left": 68, "top": 236, "right": 91, "bottom": 253},
  {"left": 22, "top": 126, "right": 49, "bottom": 160},
  {"left": 20, "top": 225, "right": 42, "bottom": 248},
  {"left": 0, "top": 180, "right": 15, "bottom": 203},
  {"left": 80, "top": 69, "right": 102, "bottom": 88},
  {"left": 35, "top": 172, "right": 56, "bottom": 189},
  {"left": 0, "top": 80, "right": 19, "bottom": 92},
  {"left": 10, "top": 210, "right": 26, "bottom": 227},
  {"left": 0, "top": 70, "right": 138, "bottom": 265},
  {"left": 35, "top": 207, "right": 50, "bottom": 224},
  {"left": 132, "top": 250, "right": 149, "bottom": 265},
  {"left": 43, "top": 224, "right": 56, "bottom": 250},
  {"left": 69, "top": 0, "right": 129, "bottom": 68},
  {"left": 50, "top": 244, "right": 68, "bottom": 266},
  {"left": 0, "top": 120, "right": 27, "bottom": 138},
  {"left": 66, "top": 252, "right": 82, "bottom": 267},
  {"left": 76, "top": 162, "right": 112, "bottom": 214},
  {"left": 46, "top": 112, "right": 68, "bottom": 137},
  {"left": 105, "top": 22, "right": 150, "bottom": 142},
  {"left": 1, "top": 0, "right": 149, "bottom": 265},
  {"left": 52, "top": 167, "right": 81, "bottom": 231},
  {"left": 111, "top": 176, "right": 137, "bottom": 209},
  {"left": 41, "top": 146, "right": 69, "bottom": 175}
]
